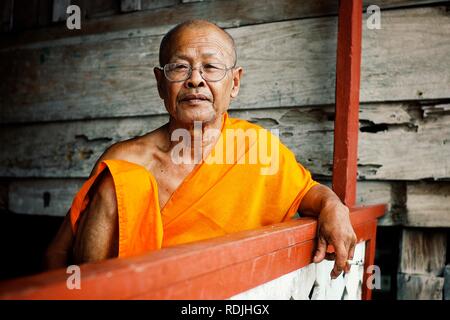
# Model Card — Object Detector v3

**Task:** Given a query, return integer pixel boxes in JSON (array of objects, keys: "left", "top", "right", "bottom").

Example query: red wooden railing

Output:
[{"left": 0, "top": 204, "right": 385, "bottom": 300}]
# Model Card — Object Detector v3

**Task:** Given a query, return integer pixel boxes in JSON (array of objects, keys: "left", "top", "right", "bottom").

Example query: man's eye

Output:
[
  {"left": 204, "top": 64, "right": 220, "bottom": 70},
  {"left": 174, "top": 64, "right": 188, "bottom": 70}
]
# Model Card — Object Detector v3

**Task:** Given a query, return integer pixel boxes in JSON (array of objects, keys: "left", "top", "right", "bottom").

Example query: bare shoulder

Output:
[{"left": 89, "top": 125, "right": 168, "bottom": 177}]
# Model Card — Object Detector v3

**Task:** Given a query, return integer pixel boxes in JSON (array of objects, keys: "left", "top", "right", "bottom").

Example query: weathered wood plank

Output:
[
  {"left": 120, "top": 0, "right": 142, "bottom": 12},
  {"left": 444, "top": 265, "right": 450, "bottom": 300},
  {"left": 52, "top": 0, "right": 71, "bottom": 23},
  {"left": 357, "top": 102, "right": 450, "bottom": 180},
  {"left": 7, "top": 179, "right": 395, "bottom": 218},
  {"left": 405, "top": 182, "right": 450, "bottom": 227},
  {"left": 141, "top": 0, "right": 178, "bottom": 10},
  {"left": 181, "top": 0, "right": 204, "bottom": 3},
  {"left": 2, "top": 0, "right": 447, "bottom": 48},
  {"left": 0, "top": 103, "right": 448, "bottom": 180},
  {"left": 356, "top": 181, "right": 405, "bottom": 226},
  {"left": 1, "top": 6, "right": 449, "bottom": 124},
  {"left": 397, "top": 273, "right": 444, "bottom": 300},
  {"left": 0, "top": 0, "right": 336, "bottom": 49},
  {"left": 85, "top": 0, "right": 120, "bottom": 19},
  {"left": 399, "top": 229, "right": 447, "bottom": 276},
  {"left": 0, "top": 0, "right": 14, "bottom": 32},
  {"left": 8, "top": 179, "right": 84, "bottom": 216}
]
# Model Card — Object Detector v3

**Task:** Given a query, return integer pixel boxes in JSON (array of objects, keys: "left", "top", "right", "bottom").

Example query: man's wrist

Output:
[{"left": 321, "top": 196, "right": 349, "bottom": 214}]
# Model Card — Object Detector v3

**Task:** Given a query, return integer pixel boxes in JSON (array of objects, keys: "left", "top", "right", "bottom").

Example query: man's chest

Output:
[{"left": 149, "top": 160, "right": 196, "bottom": 210}]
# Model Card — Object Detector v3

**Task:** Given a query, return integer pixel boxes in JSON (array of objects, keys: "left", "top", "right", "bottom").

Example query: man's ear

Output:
[
  {"left": 154, "top": 67, "right": 165, "bottom": 99},
  {"left": 230, "top": 67, "right": 243, "bottom": 99}
]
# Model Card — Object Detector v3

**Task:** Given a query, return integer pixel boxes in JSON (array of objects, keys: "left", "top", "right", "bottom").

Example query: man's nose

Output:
[{"left": 185, "top": 67, "right": 205, "bottom": 88}]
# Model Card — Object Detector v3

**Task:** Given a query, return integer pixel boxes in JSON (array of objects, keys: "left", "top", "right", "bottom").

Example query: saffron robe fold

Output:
[{"left": 70, "top": 112, "right": 319, "bottom": 258}]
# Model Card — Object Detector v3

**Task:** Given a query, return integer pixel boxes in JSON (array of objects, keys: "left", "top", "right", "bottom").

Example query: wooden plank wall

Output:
[{"left": 1, "top": 0, "right": 449, "bottom": 298}]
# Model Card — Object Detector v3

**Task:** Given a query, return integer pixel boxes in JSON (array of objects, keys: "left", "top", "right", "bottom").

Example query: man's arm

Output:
[
  {"left": 43, "top": 210, "right": 74, "bottom": 270},
  {"left": 298, "top": 183, "right": 357, "bottom": 279},
  {"left": 72, "top": 169, "right": 119, "bottom": 264},
  {"left": 43, "top": 169, "right": 119, "bottom": 270},
  {"left": 43, "top": 143, "right": 124, "bottom": 270}
]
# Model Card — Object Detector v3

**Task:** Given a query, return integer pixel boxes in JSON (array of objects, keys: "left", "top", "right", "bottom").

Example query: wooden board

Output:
[
  {"left": 405, "top": 182, "right": 450, "bottom": 227},
  {"left": 52, "top": 0, "right": 71, "bottom": 23},
  {"left": 7, "top": 178, "right": 392, "bottom": 218},
  {"left": 356, "top": 181, "right": 402, "bottom": 226},
  {"left": 0, "top": 103, "right": 448, "bottom": 181},
  {"left": 1, "top": 6, "right": 449, "bottom": 123},
  {"left": 397, "top": 273, "right": 444, "bottom": 300},
  {"left": 1, "top": 0, "right": 338, "bottom": 49},
  {"left": 2, "top": 0, "right": 447, "bottom": 47},
  {"left": 120, "top": 0, "right": 142, "bottom": 12},
  {"left": 444, "top": 265, "right": 450, "bottom": 300},
  {"left": 399, "top": 228, "right": 447, "bottom": 276},
  {"left": 8, "top": 179, "right": 84, "bottom": 217}
]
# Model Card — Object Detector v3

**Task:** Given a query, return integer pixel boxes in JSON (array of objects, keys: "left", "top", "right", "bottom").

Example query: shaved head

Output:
[{"left": 159, "top": 19, "right": 237, "bottom": 67}]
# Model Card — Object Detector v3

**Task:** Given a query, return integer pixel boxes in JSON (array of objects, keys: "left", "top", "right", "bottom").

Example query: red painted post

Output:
[{"left": 332, "top": 0, "right": 363, "bottom": 207}]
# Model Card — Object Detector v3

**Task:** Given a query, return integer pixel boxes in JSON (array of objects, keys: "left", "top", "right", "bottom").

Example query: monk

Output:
[{"left": 44, "top": 19, "right": 357, "bottom": 279}]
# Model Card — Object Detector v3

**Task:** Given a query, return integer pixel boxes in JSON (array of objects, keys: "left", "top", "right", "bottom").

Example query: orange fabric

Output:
[{"left": 69, "top": 112, "right": 319, "bottom": 258}]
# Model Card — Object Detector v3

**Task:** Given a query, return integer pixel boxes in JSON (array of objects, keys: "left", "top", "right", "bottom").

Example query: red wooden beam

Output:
[
  {"left": 332, "top": 0, "right": 363, "bottom": 207},
  {"left": 0, "top": 204, "right": 385, "bottom": 300}
]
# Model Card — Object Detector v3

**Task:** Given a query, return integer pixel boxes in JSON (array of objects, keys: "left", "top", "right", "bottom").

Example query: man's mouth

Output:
[{"left": 180, "top": 94, "right": 210, "bottom": 103}]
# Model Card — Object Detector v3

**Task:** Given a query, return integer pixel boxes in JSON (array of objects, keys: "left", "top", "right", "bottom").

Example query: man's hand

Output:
[
  {"left": 299, "top": 184, "right": 357, "bottom": 279},
  {"left": 313, "top": 200, "right": 357, "bottom": 278}
]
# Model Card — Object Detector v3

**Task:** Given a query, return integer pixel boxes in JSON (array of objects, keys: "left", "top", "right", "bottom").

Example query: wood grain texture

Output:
[
  {"left": 405, "top": 182, "right": 450, "bottom": 227},
  {"left": 399, "top": 228, "right": 447, "bottom": 276},
  {"left": 1, "top": 103, "right": 448, "bottom": 181},
  {"left": 1, "top": 6, "right": 449, "bottom": 124},
  {"left": 0, "top": 0, "right": 337, "bottom": 49},
  {"left": 2, "top": 0, "right": 447, "bottom": 46},
  {"left": 8, "top": 179, "right": 84, "bottom": 216},
  {"left": 444, "top": 265, "right": 450, "bottom": 300},
  {"left": 52, "top": 0, "right": 71, "bottom": 23},
  {"left": 120, "top": 0, "right": 142, "bottom": 12},
  {"left": 6, "top": 178, "right": 395, "bottom": 221},
  {"left": 397, "top": 273, "right": 444, "bottom": 300}
]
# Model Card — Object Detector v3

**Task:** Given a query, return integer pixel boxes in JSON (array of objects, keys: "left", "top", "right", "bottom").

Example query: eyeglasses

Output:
[{"left": 158, "top": 62, "right": 235, "bottom": 82}]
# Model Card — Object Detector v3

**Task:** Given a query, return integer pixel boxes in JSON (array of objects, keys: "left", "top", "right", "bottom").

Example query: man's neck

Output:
[{"left": 164, "top": 112, "right": 225, "bottom": 163}]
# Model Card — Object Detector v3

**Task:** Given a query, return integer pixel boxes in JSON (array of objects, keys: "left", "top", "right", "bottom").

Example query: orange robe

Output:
[{"left": 70, "top": 112, "right": 319, "bottom": 258}]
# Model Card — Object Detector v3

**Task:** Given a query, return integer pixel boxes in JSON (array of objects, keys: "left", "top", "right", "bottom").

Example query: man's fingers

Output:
[
  {"left": 330, "top": 244, "right": 348, "bottom": 279},
  {"left": 324, "top": 252, "right": 336, "bottom": 261},
  {"left": 345, "top": 242, "right": 356, "bottom": 273},
  {"left": 313, "top": 237, "right": 327, "bottom": 263}
]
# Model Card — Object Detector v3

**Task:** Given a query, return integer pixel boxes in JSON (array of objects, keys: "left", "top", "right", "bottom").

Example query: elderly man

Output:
[{"left": 45, "top": 20, "right": 356, "bottom": 279}]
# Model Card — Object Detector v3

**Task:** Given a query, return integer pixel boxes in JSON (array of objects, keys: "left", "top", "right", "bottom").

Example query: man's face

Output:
[{"left": 154, "top": 26, "right": 243, "bottom": 125}]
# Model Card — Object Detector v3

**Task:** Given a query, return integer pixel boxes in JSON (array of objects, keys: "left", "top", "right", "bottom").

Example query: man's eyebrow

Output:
[{"left": 171, "top": 52, "right": 222, "bottom": 61}]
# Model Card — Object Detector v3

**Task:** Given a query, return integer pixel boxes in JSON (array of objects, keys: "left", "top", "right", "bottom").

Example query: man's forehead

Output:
[
  {"left": 171, "top": 43, "right": 228, "bottom": 60},
  {"left": 167, "top": 28, "right": 234, "bottom": 60}
]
